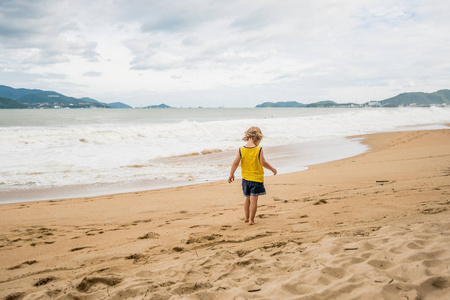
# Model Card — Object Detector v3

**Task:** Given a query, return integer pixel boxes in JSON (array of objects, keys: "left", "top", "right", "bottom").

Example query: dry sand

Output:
[{"left": 0, "top": 129, "right": 449, "bottom": 300}]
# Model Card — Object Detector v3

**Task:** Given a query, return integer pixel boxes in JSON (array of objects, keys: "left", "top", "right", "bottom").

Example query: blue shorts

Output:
[{"left": 242, "top": 179, "right": 266, "bottom": 197}]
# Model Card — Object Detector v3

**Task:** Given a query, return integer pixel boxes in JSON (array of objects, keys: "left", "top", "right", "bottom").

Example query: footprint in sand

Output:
[
  {"left": 314, "top": 199, "right": 328, "bottom": 205},
  {"left": 7, "top": 260, "right": 38, "bottom": 270},
  {"left": 138, "top": 232, "right": 160, "bottom": 239},
  {"left": 76, "top": 276, "right": 122, "bottom": 293},
  {"left": 190, "top": 224, "right": 210, "bottom": 229},
  {"left": 85, "top": 229, "right": 104, "bottom": 236},
  {"left": 258, "top": 213, "right": 278, "bottom": 219},
  {"left": 34, "top": 277, "right": 55, "bottom": 287},
  {"left": 186, "top": 234, "right": 223, "bottom": 245},
  {"left": 125, "top": 253, "right": 148, "bottom": 262},
  {"left": 220, "top": 225, "right": 232, "bottom": 231},
  {"left": 131, "top": 219, "right": 152, "bottom": 226},
  {"left": 5, "top": 292, "right": 26, "bottom": 300},
  {"left": 70, "top": 246, "right": 92, "bottom": 252},
  {"left": 30, "top": 241, "right": 55, "bottom": 247}
]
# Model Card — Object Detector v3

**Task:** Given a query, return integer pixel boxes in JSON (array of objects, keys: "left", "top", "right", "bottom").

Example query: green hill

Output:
[
  {"left": 306, "top": 101, "right": 338, "bottom": 107},
  {"left": 0, "top": 96, "right": 29, "bottom": 109},
  {"left": 256, "top": 101, "right": 306, "bottom": 108},
  {"left": 255, "top": 89, "right": 450, "bottom": 108},
  {"left": 256, "top": 100, "right": 358, "bottom": 108},
  {"left": 108, "top": 102, "right": 132, "bottom": 108},
  {"left": 143, "top": 104, "right": 172, "bottom": 109},
  {"left": 379, "top": 90, "right": 450, "bottom": 107},
  {"left": 79, "top": 97, "right": 104, "bottom": 104},
  {"left": 0, "top": 85, "right": 43, "bottom": 100},
  {"left": 80, "top": 97, "right": 132, "bottom": 108},
  {"left": 0, "top": 85, "right": 132, "bottom": 108}
]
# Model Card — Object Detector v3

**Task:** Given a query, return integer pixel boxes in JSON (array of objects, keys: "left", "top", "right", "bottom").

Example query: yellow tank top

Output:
[{"left": 240, "top": 146, "right": 264, "bottom": 183}]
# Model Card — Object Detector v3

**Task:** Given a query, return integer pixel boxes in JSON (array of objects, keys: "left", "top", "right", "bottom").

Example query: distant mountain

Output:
[
  {"left": 0, "top": 85, "right": 43, "bottom": 100},
  {"left": 80, "top": 97, "right": 132, "bottom": 108},
  {"left": 142, "top": 104, "right": 172, "bottom": 109},
  {"left": 0, "top": 85, "right": 131, "bottom": 109},
  {"left": 79, "top": 97, "right": 103, "bottom": 104},
  {"left": 256, "top": 101, "right": 306, "bottom": 108},
  {"left": 0, "top": 96, "right": 28, "bottom": 109},
  {"left": 256, "top": 100, "right": 358, "bottom": 108},
  {"left": 108, "top": 102, "right": 132, "bottom": 108},
  {"left": 306, "top": 101, "right": 338, "bottom": 107},
  {"left": 379, "top": 90, "right": 450, "bottom": 107},
  {"left": 255, "top": 89, "right": 450, "bottom": 108}
]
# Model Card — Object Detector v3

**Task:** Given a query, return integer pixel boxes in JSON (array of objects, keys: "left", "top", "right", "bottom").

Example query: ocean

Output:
[{"left": 1, "top": 107, "right": 449, "bottom": 204}]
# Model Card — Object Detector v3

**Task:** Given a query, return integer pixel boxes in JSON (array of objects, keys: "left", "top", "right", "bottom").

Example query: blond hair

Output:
[{"left": 243, "top": 126, "right": 263, "bottom": 142}]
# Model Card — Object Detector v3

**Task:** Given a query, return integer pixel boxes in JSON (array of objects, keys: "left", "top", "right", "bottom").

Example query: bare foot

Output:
[
  {"left": 249, "top": 220, "right": 257, "bottom": 225},
  {"left": 244, "top": 219, "right": 249, "bottom": 223}
]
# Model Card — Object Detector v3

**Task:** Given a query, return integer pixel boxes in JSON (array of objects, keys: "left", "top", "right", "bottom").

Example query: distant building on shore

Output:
[{"left": 368, "top": 101, "right": 381, "bottom": 107}]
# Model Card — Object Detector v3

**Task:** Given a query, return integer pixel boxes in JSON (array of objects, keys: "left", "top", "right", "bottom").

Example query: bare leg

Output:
[
  {"left": 249, "top": 195, "right": 258, "bottom": 225},
  {"left": 244, "top": 197, "right": 250, "bottom": 222}
]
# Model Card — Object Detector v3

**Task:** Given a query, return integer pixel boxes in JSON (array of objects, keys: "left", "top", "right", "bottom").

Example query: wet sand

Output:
[{"left": 0, "top": 129, "right": 449, "bottom": 299}]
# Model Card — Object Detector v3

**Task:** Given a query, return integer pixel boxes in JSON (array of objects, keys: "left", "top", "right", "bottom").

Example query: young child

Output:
[{"left": 228, "top": 127, "right": 277, "bottom": 225}]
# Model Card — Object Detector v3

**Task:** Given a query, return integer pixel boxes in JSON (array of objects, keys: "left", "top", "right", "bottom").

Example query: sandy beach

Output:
[{"left": 1, "top": 128, "right": 449, "bottom": 299}]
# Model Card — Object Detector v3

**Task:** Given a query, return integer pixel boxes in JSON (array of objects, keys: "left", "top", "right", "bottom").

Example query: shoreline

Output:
[
  {"left": 0, "top": 136, "right": 368, "bottom": 205},
  {"left": 0, "top": 128, "right": 449, "bottom": 299}
]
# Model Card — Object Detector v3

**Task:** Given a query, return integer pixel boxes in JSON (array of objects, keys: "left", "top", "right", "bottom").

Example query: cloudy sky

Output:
[{"left": 1, "top": 0, "right": 449, "bottom": 107}]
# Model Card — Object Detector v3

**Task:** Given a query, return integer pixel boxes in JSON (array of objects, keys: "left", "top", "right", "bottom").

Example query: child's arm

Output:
[
  {"left": 260, "top": 149, "right": 277, "bottom": 175},
  {"left": 228, "top": 152, "right": 241, "bottom": 183}
]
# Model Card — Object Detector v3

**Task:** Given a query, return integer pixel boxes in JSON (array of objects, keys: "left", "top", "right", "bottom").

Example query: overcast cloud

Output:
[{"left": 0, "top": 0, "right": 449, "bottom": 107}]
